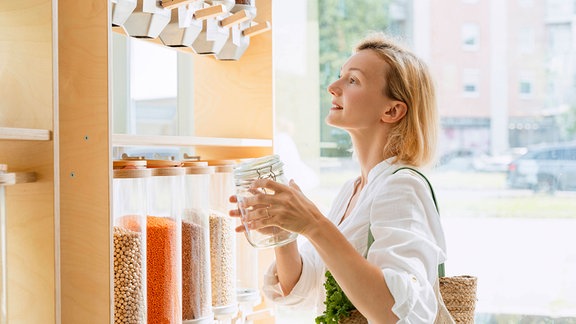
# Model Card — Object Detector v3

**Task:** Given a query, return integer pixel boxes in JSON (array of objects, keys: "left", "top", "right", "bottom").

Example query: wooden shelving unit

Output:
[
  {"left": 112, "top": 134, "right": 272, "bottom": 148},
  {"left": 0, "top": 127, "right": 52, "bottom": 141},
  {"left": 2, "top": 0, "right": 273, "bottom": 323}
]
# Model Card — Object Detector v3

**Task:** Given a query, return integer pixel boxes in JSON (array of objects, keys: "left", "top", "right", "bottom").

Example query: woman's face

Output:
[{"left": 325, "top": 49, "right": 395, "bottom": 132}]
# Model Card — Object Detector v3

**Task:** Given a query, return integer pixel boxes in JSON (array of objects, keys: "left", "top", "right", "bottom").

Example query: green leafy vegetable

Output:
[{"left": 315, "top": 271, "right": 357, "bottom": 323}]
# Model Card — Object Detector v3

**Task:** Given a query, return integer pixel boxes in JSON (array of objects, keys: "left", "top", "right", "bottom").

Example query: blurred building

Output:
[{"left": 404, "top": 0, "right": 576, "bottom": 156}]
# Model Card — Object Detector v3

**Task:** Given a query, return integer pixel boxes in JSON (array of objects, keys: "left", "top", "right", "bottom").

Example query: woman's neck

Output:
[{"left": 350, "top": 132, "right": 392, "bottom": 182}]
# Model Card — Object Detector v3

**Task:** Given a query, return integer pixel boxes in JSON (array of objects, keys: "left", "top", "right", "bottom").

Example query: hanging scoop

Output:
[
  {"left": 159, "top": 1, "right": 225, "bottom": 47},
  {"left": 111, "top": 0, "right": 138, "bottom": 27},
  {"left": 122, "top": 0, "right": 172, "bottom": 39},
  {"left": 189, "top": 4, "right": 250, "bottom": 55}
]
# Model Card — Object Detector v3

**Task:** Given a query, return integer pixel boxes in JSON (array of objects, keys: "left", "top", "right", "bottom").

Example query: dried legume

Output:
[
  {"left": 146, "top": 216, "right": 180, "bottom": 323},
  {"left": 182, "top": 216, "right": 210, "bottom": 320},
  {"left": 113, "top": 226, "right": 145, "bottom": 324},
  {"left": 209, "top": 211, "right": 236, "bottom": 307}
]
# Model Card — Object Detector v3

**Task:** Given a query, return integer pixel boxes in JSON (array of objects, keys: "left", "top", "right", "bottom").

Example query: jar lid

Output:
[
  {"left": 113, "top": 160, "right": 147, "bottom": 169},
  {"left": 146, "top": 159, "right": 182, "bottom": 168},
  {"left": 214, "top": 165, "right": 235, "bottom": 173},
  {"left": 201, "top": 159, "right": 237, "bottom": 173},
  {"left": 151, "top": 167, "right": 186, "bottom": 177},
  {"left": 182, "top": 161, "right": 209, "bottom": 167},
  {"left": 184, "top": 165, "right": 215, "bottom": 175},
  {"left": 113, "top": 168, "right": 152, "bottom": 179},
  {"left": 203, "top": 159, "right": 237, "bottom": 166},
  {"left": 234, "top": 154, "right": 284, "bottom": 182}
]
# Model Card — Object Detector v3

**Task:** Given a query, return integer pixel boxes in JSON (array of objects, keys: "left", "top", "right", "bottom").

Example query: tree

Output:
[
  {"left": 318, "top": 0, "right": 393, "bottom": 156},
  {"left": 557, "top": 103, "right": 576, "bottom": 140}
]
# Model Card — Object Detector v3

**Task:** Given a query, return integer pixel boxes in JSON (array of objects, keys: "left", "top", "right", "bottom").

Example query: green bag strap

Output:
[{"left": 367, "top": 167, "right": 445, "bottom": 278}]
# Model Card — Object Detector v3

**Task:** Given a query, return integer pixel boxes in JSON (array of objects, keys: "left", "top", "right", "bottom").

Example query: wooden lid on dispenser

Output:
[
  {"left": 146, "top": 159, "right": 185, "bottom": 177},
  {"left": 203, "top": 160, "right": 237, "bottom": 173},
  {"left": 182, "top": 161, "right": 209, "bottom": 167},
  {"left": 146, "top": 159, "right": 182, "bottom": 168},
  {"left": 182, "top": 161, "right": 215, "bottom": 175},
  {"left": 113, "top": 160, "right": 147, "bottom": 170},
  {"left": 113, "top": 160, "right": 151, "bottom": 178}
]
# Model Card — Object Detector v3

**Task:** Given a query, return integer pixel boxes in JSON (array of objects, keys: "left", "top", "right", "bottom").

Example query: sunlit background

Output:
[{"left": 112, "top": 0, "right": 576, "bottom": 322}]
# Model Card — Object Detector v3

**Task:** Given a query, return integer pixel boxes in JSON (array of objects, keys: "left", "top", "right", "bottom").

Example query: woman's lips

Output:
[{"left": 331, "top": 103, "right": 343, "bottom": 110}]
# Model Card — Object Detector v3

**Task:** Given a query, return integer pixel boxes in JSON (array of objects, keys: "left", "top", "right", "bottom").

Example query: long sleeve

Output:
[
  {"left": 261, "top": 178, "right": 357, "bottom": 309},
  {"left": 261, "top": 160, "right": 448, "bottom": 322},
  {"left": 367, "top": 169, "right": 446, "bottom": 322}
]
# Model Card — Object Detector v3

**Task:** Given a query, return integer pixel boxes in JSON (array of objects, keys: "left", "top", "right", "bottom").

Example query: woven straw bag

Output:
[
  {"left": 338, "top": 310, "right": 368, "bottom": 324},
  {"left": 334, "top": 275, "right": 478, "bottom": 324},
  {"left": 438, "top": 275, "right": 478, "bottom": 323}
]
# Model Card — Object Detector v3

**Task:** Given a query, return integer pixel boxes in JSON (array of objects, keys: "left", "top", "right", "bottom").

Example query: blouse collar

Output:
[{"left": 366, "top": 156, "right": 398, "bottom": 185}]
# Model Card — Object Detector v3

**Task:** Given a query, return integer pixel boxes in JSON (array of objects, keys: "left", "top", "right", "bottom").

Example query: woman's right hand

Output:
[
  {"left": 229, "top": 193, "right": 285, "bottom": 235},
  {"left": 229, "top": 178, "right": 326, "bottom": 238}
]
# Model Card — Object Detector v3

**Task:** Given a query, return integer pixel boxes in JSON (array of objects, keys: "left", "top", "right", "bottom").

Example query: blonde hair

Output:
[{"left": 355, "top": 32, "right": 438, "bottom": 167}]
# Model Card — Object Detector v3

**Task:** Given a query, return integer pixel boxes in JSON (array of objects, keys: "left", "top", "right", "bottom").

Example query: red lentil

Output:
[{"left": 146, "top": 216, "right": 181, "bottom": 323}]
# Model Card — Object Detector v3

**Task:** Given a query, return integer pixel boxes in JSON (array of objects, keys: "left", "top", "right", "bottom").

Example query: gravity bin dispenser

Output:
[{"left": 113, "top": 0, "right": 271, "bottom": 61}]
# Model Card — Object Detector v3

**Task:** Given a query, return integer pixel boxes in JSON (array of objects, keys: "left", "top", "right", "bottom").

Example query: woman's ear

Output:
[{"left": 381, "top": 101, "right": 408, "bottom": 123}]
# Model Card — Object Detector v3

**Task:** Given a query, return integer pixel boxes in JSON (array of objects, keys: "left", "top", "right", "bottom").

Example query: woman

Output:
[{"left": 230, "top": 32, "right": 448, "bottom": 323}]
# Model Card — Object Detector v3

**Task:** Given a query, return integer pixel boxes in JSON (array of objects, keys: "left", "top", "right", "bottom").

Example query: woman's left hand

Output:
[{"left": 230, "top": 178, "right": 324, "bottom": 236}]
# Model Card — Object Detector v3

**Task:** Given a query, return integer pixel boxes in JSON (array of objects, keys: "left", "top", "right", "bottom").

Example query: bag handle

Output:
[{"left": 367, "top": 167, "right": 446, "bottom": 277}]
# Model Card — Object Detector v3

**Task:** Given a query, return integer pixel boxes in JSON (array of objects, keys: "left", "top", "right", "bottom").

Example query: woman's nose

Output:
[{"left": 327, "top": 81, "right": 339, "bottom": 96}]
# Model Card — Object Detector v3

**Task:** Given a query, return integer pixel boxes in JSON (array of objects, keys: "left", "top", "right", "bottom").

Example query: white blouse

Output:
[{"left": 262, "top": 158, "right": 448, "bottom": 323}]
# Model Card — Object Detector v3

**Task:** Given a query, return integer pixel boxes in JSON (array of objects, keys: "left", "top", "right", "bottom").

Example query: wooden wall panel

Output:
[
  {"left": 0, "top": 0, "right": 54, "bottom": 130},
  {"left": 193, "top": 0, "right": 273, "bottom": 142},
  {"left": 1, "top": 141, "right": 55, "bottom": 323},
  {"left": 58, "top": 0, "right": 111, "bottom": 322},
  {"left": 0, "top": 0, "right": 56, "bottom": 323}
]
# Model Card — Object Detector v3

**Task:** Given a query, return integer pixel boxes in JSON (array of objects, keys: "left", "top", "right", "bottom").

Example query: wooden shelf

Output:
[
  {"left": 112, "top": 133, "right": 272, "bottom": 147},
  {"left": 0, "top": 171, "right": 37, "bottom": 186},
  {"left": 0, "top": 127, "right": 51, "bottom": 141}
]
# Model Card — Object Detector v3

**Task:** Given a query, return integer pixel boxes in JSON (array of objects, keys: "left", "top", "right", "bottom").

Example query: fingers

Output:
[
  {"left": 288, "top": 179, "right": 302, "bottom": 192},
  {"left": 240, "top": 178, "right": 293, "bottom": 207},
  {"left": 252, "top": 178, "right": 286, "bottom": 193},
  {"left": 229, "top": 207, "right": 242, "bottom": 217},
  {"left": 243, "top": 214, "right": 274, "bottom": 231},
  {"left": 240, "top": 205, "right": 269, "bottom": 222}
]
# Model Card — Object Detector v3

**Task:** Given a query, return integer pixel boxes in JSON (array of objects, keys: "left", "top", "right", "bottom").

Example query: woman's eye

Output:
[{"left": 349, "top": 78, "right": 357, "bottom": 84}]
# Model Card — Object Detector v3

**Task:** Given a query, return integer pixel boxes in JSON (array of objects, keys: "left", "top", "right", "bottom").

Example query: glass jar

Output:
[
  {"left": 146, "top": 160, "right": 185, "bottom": 323},
  {"left": 112, "top": 160, "right": 151, "bottom": 324},
  {"left": 236, "top": 230, "right": 260, "bottom": 306},
  {"left": 181, "top": 161, "right": 214, "bottom": 324},
  {"left": 0, "top": 164, "right": 7, "bottom": 324},
  {"left": 204, "top": 160, "right": 238, "bottom": 320},
  {"left": 234, "top": 155, "right": 298, "bottom": 249}
]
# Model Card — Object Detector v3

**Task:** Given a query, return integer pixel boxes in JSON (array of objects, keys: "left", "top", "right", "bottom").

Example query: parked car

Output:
[
  {"left": 507, "top": 142, "right": 576, "bottom": 193},
  {"left": 436, "top": 148, "right": 480, "bottom": 171},
  {"left": 473, "top": 147, "right": 527, "bottom": 172}
]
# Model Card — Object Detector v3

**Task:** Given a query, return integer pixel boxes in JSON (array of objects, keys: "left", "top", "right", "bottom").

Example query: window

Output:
[
  {"left": 517, "top": 26, "right": 535, "bottom": 54},
  {"left": 517, "top": 0, "right": 534, "bottom": 8},
  {"left": 546, "top": 0, "right": 576, "bottom": 20},
  {"left": 274, "top": 1, "right": 576, "bottom": 323},
  {"left": 518, "top": 72, "right": 534, "bottom": 98},
  {"left": 462, "top": 69, "right": 480, "bottom": 97},
  {"left": 461, "top": 23, "right": 480, "bottom": 51},
  {"left": 519, "top": 80, "right": 532, "bottom": 96},
  {"left": 111, "top": 32, "right": 190, "bottom": 159}
]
